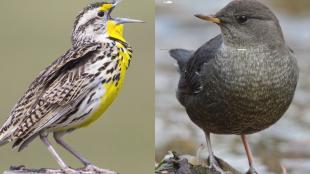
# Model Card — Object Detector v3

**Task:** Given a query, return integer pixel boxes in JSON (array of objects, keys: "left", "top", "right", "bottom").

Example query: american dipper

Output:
[{"left": 169, "top": 0, "right": 298, "bottom": 173}]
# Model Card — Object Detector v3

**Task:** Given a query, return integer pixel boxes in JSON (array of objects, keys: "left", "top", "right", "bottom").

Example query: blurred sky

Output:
[{"left": 0, "top": 1, "right": 154, "bottom": 174}]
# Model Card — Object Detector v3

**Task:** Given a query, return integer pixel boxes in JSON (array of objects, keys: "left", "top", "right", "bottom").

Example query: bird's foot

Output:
[
  {"left": 197, "top": 156, "right": 229, "bottom": 174},
  {"left": 62, "top": 167, "right": 82, "bottom": 174},
  {"left": 196, "top": 144, "right": 229, "bottom": 174},
  {"left": 245, "top": 167, "right": 258, "bottom": 174},
  {"left": 207, "top": 163, "right": 230, "bottom": 174},
  {"left": 84, "top": 164, "right": 117, "bottom": 174}
]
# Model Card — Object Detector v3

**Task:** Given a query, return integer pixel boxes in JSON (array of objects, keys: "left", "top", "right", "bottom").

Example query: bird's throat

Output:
[{"left": 107, "top": 21, "right": 126, "bottom": 43}]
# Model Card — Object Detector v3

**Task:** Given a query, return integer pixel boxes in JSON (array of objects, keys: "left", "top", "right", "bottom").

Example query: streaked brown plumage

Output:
[{"left": 0, "top": 1, "right": 142, "bottom": 172}]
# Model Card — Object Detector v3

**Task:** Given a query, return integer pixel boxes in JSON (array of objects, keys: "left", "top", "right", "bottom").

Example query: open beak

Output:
[
  {"left": 106, "top": 0, "right": 121, "bottom": 20},
  {"left": 114, "top": 17, "right": 144, "bottom": 25},
  {"left": 107, "top": 0, "right": 144, "bottom": 24},
  {"left": 194, "top": 14, "right": 221, "bottom": 24},
  {"left": 109, "top": 0, "right": 121, "bottom": 14}
]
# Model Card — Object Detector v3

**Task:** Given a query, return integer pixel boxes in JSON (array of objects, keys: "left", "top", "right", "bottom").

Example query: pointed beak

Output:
[
  {"left": 106, "top": 0, "right": 121, "bottom": 19},
  {"left": 110, "top": 0, "right": 121, "bottom": 12},
  {"left": 107, "top": 0, "right": 144, "bottom": 24},
  {"left": 114, "top": 17, "right": 144, "bottom": 25},
  {"left": 112, "top": 0, "right": 121, "bottom": 7},
  {"left": 194, "top": 14, "right": 221, "bottom": 24}
]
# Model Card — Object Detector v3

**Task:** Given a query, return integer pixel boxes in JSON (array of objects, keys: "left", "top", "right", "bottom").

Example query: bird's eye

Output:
[
  {"left": 97, "top": 11, "right": 105, "bottom": 17},
  {"left": 236, "top": 15, "right": 248, "bottom": 24}
]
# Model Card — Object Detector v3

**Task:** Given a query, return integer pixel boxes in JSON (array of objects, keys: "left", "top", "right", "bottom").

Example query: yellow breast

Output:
[{"left": 77, "top": 42, "right": 132, "bottom": 128}]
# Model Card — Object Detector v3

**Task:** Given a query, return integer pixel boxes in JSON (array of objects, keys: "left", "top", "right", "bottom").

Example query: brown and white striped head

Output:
[{"left": 71, "top": 1, "right": 143, "bottom": 47}]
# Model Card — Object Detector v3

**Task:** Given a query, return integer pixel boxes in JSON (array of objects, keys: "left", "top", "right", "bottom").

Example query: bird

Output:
[
  {"left": 169, "top": 0, "right": 298, "bottom": 173},
  {"left": 0, "top": 1, "right": 143, "bottom": 173}
]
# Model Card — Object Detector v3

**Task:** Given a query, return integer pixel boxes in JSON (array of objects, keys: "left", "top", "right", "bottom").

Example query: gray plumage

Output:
[
  {"left": 171, "top": 0, "right": 299, "bottom": 135},
  {"left": 170, "top": 49, "right": 194, "bottom": 72}
]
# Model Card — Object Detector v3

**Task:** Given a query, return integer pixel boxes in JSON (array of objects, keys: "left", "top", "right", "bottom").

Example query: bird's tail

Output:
[
  {"left": 0, "top": 122, "right": 14, "bottom": 146},
  {"left": 0, "top": 133, "right": 10, "bottom": 146},
  {"left": 0, "top": 138, "right": 9, "bottom": 146},
  {"left": 169, "top": 49, "right": 194, "bottom": 72}
]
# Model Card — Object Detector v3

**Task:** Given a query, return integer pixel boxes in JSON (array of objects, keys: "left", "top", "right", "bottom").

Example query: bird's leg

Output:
[
  {"left": 241, "top": 135, "right": 258, "bottom": 174},
  {"left": 54, "top": 131, "right": 91, "bottom": 166},
  {"left": 54, "top": 132, "right": 114, "bottom": 173},
  {"left": 204, "top": 132, "right": 226, "bottom": 174},
  {"left": 39, "top": 133, "right": 78, "bottom": 173}
]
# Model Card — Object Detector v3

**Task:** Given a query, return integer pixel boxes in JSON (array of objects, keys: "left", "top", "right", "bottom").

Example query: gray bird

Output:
[{"left": 170, "top": 0, "right": 298, "bottom": 173}]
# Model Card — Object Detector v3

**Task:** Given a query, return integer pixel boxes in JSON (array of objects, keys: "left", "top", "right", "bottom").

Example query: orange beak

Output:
[{"left": 194, "top": 14, "right": 221, "bottom": 24}]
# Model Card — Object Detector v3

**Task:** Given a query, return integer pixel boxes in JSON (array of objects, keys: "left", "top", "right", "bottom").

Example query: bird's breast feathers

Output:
[
  {"left": 56, "top": 41, "right": 132, "bottom": 130},
  {"left": 210, "top": 46, "right": 297, "bottom": 101}
]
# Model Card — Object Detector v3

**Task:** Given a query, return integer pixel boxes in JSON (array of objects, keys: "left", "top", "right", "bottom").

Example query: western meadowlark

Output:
[{"left": 0, "top": 1, "right": 143, "bottom": 172}]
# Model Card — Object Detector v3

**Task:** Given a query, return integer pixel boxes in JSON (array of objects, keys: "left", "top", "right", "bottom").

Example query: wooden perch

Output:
[
  {"left": 3, "top": 165, "right": 118, "bottom": 174},
  {"left": 155, "top": 151, "right": 243, "bottom": 174}
]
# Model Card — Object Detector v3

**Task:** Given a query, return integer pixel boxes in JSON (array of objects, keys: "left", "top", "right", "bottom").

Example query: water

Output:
[{"left": 155, "top": 0, "right": 310, "bottom": 173}]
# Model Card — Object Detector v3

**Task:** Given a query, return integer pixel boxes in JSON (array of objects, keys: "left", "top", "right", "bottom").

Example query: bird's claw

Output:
[
  {"left": 207, "top": 163, "right": 230, "bottom": 174},
  {"left": 62, "top": 167, "right": 82, "bottom": 174},
  {"left": 198, "top": 156, "right": 228, "bottom": 174},
  {"left": 84, "top": 164, "right": 117, "bottom": 174},
  {"left": 246, "top": 168, "right": 258, "bottom": 174}
]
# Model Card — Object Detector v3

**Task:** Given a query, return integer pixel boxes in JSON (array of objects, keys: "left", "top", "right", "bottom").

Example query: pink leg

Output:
[{"left": 241, "top": 135, "right": 258, "bottom": 174}]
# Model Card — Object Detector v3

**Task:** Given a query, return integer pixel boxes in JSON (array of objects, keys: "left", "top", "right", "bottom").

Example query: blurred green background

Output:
[
  {"left": 0, "top": 1, "right": 154, "bottom": 174},
  {"left": 156, "top": 0, "right": 310, "bottom": 173}
]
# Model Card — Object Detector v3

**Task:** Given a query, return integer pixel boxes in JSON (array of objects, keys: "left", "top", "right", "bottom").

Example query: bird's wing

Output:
[
  {"left": 288, "top": 46, "right": 294, "bottom": 54},
  {"left": 0, "top": 42, "right": 102, "bottom": 145},
  {"left": 182, "top": 34, "right": 223, "bottom": 95},
  {"left": 12, "top": 73, "right": 95, "bottom": 151}
]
